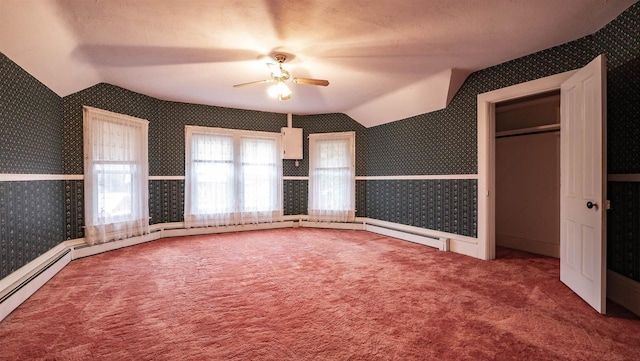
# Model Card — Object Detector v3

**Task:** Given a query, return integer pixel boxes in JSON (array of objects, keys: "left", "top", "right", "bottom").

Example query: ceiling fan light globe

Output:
[
  {"left": 276, "top": 82, "right": 292, "bottom": 97},
  {"left": 267, "top": 84, "right": 279, "bottom": 98}
]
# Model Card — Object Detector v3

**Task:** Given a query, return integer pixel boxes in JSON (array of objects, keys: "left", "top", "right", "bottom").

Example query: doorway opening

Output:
[
  {"left": 476, "top": 69, "right": 577, "bottom": 261},
  {"left": 494, "top": 91, "right": 560, "bottom": 259}
]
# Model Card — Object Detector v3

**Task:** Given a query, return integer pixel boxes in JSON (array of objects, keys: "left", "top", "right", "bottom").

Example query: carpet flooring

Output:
[{"left": 0, "top": 228, "right": 639, "bottom": 360}]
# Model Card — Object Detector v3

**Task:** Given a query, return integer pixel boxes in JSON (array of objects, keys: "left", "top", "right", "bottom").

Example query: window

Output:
[
  {"left": 185, "top": 126, "right": 283, "bottom": 228},
  {"left": 83, "top": 106, "right": 149, "bottom": 245},
  {"left": 308, "top": 132, "right": 356, "bottom": 222}
]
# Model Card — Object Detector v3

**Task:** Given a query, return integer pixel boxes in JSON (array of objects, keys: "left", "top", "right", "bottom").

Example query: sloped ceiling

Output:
[{"left": 0, "top": 0, "right": 635, "bottom": 127}]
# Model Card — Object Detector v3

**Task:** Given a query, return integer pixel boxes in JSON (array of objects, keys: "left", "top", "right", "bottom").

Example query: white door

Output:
[{"left": 560, "top": 54, "right": 607, "bottom": 314}]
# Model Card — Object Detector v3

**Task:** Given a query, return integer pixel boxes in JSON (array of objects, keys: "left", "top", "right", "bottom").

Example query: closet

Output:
[{"left": 495, "top": 91, "right": 560, "bottom": 258}]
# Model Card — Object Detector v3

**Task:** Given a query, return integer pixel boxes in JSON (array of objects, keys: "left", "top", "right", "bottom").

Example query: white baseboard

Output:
[
  {"left": 301, "top": 221, "right": 365, "bottom": 231},
  {"left": 607, "top": 270, "right": 640, "bottom": 317},
  {"left": 496, "top": 233, "right": 559, "bottom": 258},
  {"left": 0, "top": 217, "right": 481, "bottom": 322},
  {"left": 0, "top": 245, "right": 72, "bottom": 322},
  {"left": 365, "top": 224, "right": 449, "bottom": 251},
  {"left": 73, "top": 233, "right": 163, "bottom": 259},
  {"left": 161, "top": 221, "right": 296, "bottom": 238},
  {"left": 363, "top": 218, "right": 478, "bottom": 256}
]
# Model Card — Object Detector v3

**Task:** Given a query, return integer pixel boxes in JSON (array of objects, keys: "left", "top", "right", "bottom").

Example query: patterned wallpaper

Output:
[
  {"left": 600, "top": 3, "right": 639, "bottom": 281},
  {"left": 149, "top": 180, "right": 184, "bottom": 225},
  {"left": 283, "top": 180, "right": 366, "bottom": 218},
  {"left": 364, "top": 3, "right": 638, "bottom": 249},
  {"left": 366, "top": 36, "right": 594, "bottom": 176},
  {"left": 0, "top": 181, "right": 65, "bottom": 280},
  {"left": 285, "top": 113, "right": 367, "bottom": 177},
  {"left": 0, "top": 54, "right": 66, "bottom": 280},
  {"left": 1, "top": 4, "right": 638, "bottom": 283},
  {"left": 0, "top": 53, "right": 63, "bottom": 174},
  {"left": 62, "top": 83, "right": 159, "bottom": 174},
  {"left": 366, "top": 180, "right": 477, "bottom": 237},
  {"left": 364, "top": 36, "right": 593, "bottom": 238},
  {"left": 608, "top": 182, "right": 640, "bottom": 281},
  {"left": 64, "top": 180, "right": 84, "bottom": 240},
  {"left": 597, "top": 2, "right": 639, "bottom": 174},
  {"left": 153, "top": 100, "right": 286, "bottom": 176},
  {"left": 283, "top": 180, "right": 308, "bottom": 216}
]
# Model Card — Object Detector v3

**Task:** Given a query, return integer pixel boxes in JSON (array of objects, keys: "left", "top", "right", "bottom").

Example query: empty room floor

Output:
[{"left": 1, "top": 228, "right": 639, "bottom": 360}]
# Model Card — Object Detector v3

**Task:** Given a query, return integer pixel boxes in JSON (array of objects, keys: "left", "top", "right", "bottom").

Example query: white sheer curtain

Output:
[
  {"left": 308, "top": 131, "right": 356, "bottom": 222},
  {"left": 83, "top": 106, "right": 149, "bottom": 246},
  {"left": 184, "top": 126, "right": 283, "bottom": 228}
]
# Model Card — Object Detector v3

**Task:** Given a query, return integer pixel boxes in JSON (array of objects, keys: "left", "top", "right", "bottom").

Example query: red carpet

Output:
[{"left": 1, "top": 228, "right": 639, "bottom": 360}]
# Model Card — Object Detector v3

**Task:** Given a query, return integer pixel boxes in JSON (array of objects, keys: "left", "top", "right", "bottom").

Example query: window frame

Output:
[
  {"left": 308, "top": 131, "right": 356, "bottom": 222},
  {"left": 83, "top": 106, "right": 149, "bottom": 245},
  {"left": 184, "top": 125, "right": 283, "bottom": 228}
]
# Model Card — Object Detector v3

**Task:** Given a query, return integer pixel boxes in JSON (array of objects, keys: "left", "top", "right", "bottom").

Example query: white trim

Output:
[
  {"left": 65, "top": 238, "right": 86, "bottom": 248},
  {"left": 495, "top": 124, "right": 560, "bottom": 138},
  {"left": 149, "top": 176, "right": 185, "bottom": 181},
  {"left": 73, "top": 233, "right": 162, "bottom": 259},
  {"left": 300, "top": 221, "right": 364, "bottom": 230},
  {"left": 0, "top": 174, "right": 83, "bottom": 182},
  {"left": 283, "top": 214, "right": 309, "bottom": 221},
  {"left": 0, "top": 243, "right": 72, "bottom": 322},
  {"left": 2, "top": 219, "right": 637, "bottom": 322},
  {"left": 2, "top": 225, "right": 637, "bottom": 324},
  {"left": 362, "top": 218, "right": 478, "bottom": 257},
  {"left": 477, "top": 70, "right": 578, "bottom": 260},
  {"left": 362, "top": 174, "right": 478, "bottom": 180},
  {"left": 496, "top": 234, "right": 559, "bottom": 258},
  {"left": 607, "top": 270, "right": 640, "bottom": 317},
  {"left": 0, "top": 243, "right": 68, "bottom": 293},
  {"left": 365, "top": 224, "right": 449, "bottom": 251},
  {"left": 495, "top": 93, "right": 560, "bottom": 113},
  {"left": 284, "top": 175, "right": 479, "bottom": 181},
  {"left": 149, "top": 222, "right": 185, "bottom": 232},
  {"left": 83, "top": 106, "right": 149, "bottom": 125},
  {"left": 185, "top": 125, "right": 280, "bottom": 138},
  {"left": 608, "top": 174, "right": 640, "bottom": 182},
  {"left": 161, "top": 221, "right": 295, "bottom": 238}
]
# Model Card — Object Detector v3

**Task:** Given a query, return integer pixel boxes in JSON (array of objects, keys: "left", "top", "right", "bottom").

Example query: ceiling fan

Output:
[{"left": 233, "top": 54, "right": 329, "bottom": 101}]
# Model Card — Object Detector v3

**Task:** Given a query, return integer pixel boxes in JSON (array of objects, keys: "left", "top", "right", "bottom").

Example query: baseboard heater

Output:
[
  {"left": 365, "top": 222, "right": 450, "bottom": 251},
  {"left": 0, "top": 247, "right": 72, "bottom": 321}
]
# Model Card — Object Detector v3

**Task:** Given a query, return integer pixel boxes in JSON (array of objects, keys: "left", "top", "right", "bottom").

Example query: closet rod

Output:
[{"left": 496, "top": 124, "right": 560, "bottom": 138}]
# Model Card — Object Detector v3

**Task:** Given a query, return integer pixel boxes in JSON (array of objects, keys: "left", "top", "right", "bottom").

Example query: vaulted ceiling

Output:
[{"left": 0, "top": 0, "right": 634, "bottom": 127}]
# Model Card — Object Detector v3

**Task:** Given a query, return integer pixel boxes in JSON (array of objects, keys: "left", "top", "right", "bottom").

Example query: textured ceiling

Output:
[{"left": 0, "top": 0, "right": 635, "bottom": 127}]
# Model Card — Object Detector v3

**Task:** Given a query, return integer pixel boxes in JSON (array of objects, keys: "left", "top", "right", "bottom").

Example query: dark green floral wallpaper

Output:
[
  {"left": 0, "top": 3, "right": 638, "bottom": 283},
  {"left": 363, "top": 2, "right": 639, "bottom": 278},
  {"left": 0, "top": 54, "right": 65, "bottom": 279},
  {"left": 153, "top": 100, "right": 286, "bottom": 177},
  {"left": 598, "top": 2, "right": 639, "bottom": 281},
  {"left": 0, "top": 181, "right": 65, "bottom": 280},
  {"left": 285, "top": 113, "right": 368, "bottom": 177},
  {"left": 365, "top": 35, "right": 594, "bottom": 177},
  {"left": 62, "top": 83, "right": 159, "bottom": 175},
  {"left": 608, "top": 182, "right": 640, "bottom": 281},
  {"left": 149, "top": 180, "right": 184, "bottom": 225},
  {"left": 367, "top": 179, "right": 476, "bottom": 237},
  {"left": 0, "top": 53, "right": 63, "bottom": 174}
]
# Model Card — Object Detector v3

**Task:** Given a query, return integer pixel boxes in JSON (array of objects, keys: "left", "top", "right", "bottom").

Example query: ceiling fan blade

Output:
[
  {"left": 291, "top": 78, "right": 330, "bottom": 86},
  {"left": 233, "top": 79, "right": 272, "bottom": 87}
]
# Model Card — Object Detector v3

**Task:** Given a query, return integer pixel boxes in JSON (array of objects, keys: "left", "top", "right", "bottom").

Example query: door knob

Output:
[{"left": 587, "top": 201, "right": 597, "bottom": 209}]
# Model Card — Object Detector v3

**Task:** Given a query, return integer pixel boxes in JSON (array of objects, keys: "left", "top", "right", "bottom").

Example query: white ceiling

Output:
[{"left": 0, "top": 0, "right": 634, "bottom": 127}]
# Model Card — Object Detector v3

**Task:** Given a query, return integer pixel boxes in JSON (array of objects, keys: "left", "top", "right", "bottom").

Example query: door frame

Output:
[{"left": 477, "top": 70, "right": 578, "bottom": 260}]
